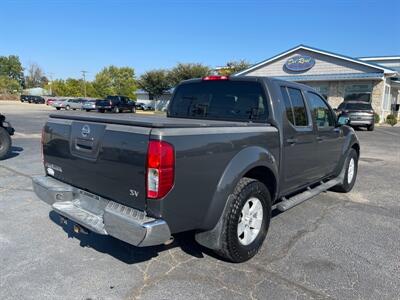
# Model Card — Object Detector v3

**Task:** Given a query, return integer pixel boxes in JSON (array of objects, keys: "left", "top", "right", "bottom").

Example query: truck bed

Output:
[{"left": 50, "top": 112, "right": 269, "bottom": 128}]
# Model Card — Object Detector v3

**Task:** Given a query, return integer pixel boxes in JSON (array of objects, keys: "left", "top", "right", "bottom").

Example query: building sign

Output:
[{"left": 285, "top": 55, "right": 315, "bottom": 72}]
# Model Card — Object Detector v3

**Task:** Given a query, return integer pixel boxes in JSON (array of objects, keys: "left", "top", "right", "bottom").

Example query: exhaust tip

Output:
[
  {"left": 164, "top": 236, "right": 174, "bottom": 246},
  {"left": 73, "top": 224, "right": 88, "bottom": 235}
]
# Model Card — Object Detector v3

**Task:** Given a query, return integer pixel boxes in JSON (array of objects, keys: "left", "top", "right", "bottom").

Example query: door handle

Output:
[{"left": 286, "top": 138, "right": 298, "bottom": 145}]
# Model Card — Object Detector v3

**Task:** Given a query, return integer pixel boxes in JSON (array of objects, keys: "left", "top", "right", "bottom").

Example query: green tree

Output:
[
  {"left": 45, "top": 78, "right": 99, "bottom": 98},
  {"left": 64, "top": 78, "right": 85, "bottom": 97},
  {"left": 44, "top": 79, "right": 67, "bottom": 96},
  {"left": 216, "top": 60, "right": 252, "bottom": 76},
  {"left": 168, "top": 63, "right": 211, "bottom": 87},
  {"left": 0, "top": 55, "right": 24, "bottom": 87},
  {"left": 139, "top": 69, "right": 171, "bottom": 100},
  {"left": 93, "top": 66, "right": 137, "bottom": 98},
  {"left": 0, "top": 76, "right": 21, "bottom": 94},
  {"left": 85, "top": 82, "right": 99, "bottom": 98}
]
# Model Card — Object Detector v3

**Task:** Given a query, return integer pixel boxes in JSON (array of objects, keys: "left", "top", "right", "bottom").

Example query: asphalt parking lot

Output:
[{"left": 1, "top": 101, "right": 399, "bottom": 300}]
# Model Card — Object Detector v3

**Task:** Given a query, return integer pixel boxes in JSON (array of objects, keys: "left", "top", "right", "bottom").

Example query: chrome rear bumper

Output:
[
  {"left": 32, "top": 176, "right": 171, "bottom": 247},
  {"left": 349, "top": 119, "right": 374, "bottom": 125}
]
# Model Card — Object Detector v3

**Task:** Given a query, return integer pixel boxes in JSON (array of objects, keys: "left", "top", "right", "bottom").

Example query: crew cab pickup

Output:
[
  {"left": 96, "top": 95, "right": 136, "bottom": 113},
  {"left": 33, "top": 76, "right": 359, "bottom": 262}
]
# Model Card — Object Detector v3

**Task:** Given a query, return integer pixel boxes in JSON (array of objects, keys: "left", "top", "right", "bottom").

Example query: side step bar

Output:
[{"left": 276, "top": 177, "right": 341, "bottom": 212}]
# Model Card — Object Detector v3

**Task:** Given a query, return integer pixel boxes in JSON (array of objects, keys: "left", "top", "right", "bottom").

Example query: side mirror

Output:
[{"left": 337, "top": 115, "right": 350, "bottom": 126}]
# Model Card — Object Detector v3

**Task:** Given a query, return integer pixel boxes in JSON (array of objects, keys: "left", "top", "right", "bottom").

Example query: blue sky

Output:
[{"left": 1, "top": 0, "right": 399, "bottom": 80}]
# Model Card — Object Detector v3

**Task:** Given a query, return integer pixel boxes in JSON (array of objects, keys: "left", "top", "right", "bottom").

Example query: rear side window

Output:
[
  {"left": 287, "top": 88, "right": 308, "bottom": 126},
  {"left": 280, "top": 87, "right": 295, "bottom": 124},
  {"left": 169, "top": 80, "right": 268, "bottom": 122},
  {"left": 281, "top": 86, "right": 308, "bottom": 127}
]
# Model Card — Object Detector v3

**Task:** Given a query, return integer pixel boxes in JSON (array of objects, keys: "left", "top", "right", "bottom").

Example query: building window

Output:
[
  {"left": 307, "top": 84, "right": 328, "bottom": 99},
  {"left": 344, "top": 84, "right": 372, "bottom": 102},
  {"left": 382, "top": 86, "right": 391, "bottom": 111}
]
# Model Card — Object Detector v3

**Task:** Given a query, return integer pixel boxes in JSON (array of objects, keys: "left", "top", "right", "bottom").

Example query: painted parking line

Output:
[{"left": 13, "top": 132, "right": 42, "bottom": 139}]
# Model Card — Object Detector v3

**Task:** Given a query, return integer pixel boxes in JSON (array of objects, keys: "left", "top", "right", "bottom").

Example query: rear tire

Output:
[
  {"left": 113, "top": 106, "right": 120, "bottom": 113},
  {"left": 65, "top": 105, "right": 70, "bottom": 110},
  {"left": 86, "top": 109, "right": 90, "bottom": 112},
  {"left": 215, "top": 178, "right": 271, "bottom": 263},
  {"left": 0, "top": 127, "right": 12, "bottom": 160},
  {"left": 367, "top": 124, "right": 374, "bottom": 131},
  {"left": 332, "top": 148, "right": 358, "bottom": 193},
  {"left": 56, "top": 107, "right": 61, "bottom": 110},
  {"left": 98, "top": 109, "right": 105, "bottom": 113}
]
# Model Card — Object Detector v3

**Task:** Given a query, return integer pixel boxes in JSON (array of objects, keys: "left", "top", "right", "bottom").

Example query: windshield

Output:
[
  {"left": 169, "top": 80, "right": 268, "bottom": 122},
  {"left": 344, "top": 103, "right": 372, "bottom": 110}
]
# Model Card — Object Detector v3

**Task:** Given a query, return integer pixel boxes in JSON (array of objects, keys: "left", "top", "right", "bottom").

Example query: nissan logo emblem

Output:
[{"left": 81, "top": 125, "right": 90, "bottom": 137}]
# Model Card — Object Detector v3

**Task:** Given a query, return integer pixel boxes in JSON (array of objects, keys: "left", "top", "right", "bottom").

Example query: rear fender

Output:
[
  {"left": 195, "top": 146, "right": 278, "bottom": 250},
  {"left": 334, "top": 126, "right": 360, "bottom": 175}
]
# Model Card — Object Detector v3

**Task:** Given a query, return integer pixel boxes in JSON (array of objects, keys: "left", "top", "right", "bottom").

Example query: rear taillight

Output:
[
  {"left": 202, "top": 75, "right": 229, "bottom": 81},
  {"left": 146, "top": 140, "right": 175, "bottom": 199},
  {"left": 109, "top": 100, "right": 113, "bottom": 106}
]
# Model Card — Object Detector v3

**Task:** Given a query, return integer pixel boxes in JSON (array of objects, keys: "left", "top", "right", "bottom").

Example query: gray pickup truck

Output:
[{"left": 33, "top": 76, "right": 359, "bottom": 262}]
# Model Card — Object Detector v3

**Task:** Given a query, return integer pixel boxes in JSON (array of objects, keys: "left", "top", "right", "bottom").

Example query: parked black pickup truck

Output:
[
  {"left": 33, "top": 76, "right": 359, "bottom": 262},
  {"left": 0, "top": 114, "right": 15, "bottom": 159},
  {"left": 96, "top": 95, "right": 136, "bottom": 113}
]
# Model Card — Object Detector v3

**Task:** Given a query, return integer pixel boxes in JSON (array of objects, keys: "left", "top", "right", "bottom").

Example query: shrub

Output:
[
  {"left": 374, "top": 112, "right": 380, "bottom": 124},
  {"left": 386, "top": 114, "right": 397, "bottom": 127}
]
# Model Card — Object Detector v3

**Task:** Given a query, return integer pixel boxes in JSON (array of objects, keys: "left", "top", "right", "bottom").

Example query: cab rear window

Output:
[{"left": 169, "top": 80, "right": 268, "bottom": 122}]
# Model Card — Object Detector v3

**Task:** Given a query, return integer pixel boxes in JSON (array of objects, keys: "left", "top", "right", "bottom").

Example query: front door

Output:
[
  {"left": 280, "top": 86, "right": 322, "bottom": 194},
  {"left": 306, "top": 91, "right": 342, "bottom": 175}
]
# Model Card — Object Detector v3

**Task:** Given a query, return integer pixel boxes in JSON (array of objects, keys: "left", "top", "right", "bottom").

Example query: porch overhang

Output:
[{"left": 272, "top": 72, "right": 384, "bottom": 82}]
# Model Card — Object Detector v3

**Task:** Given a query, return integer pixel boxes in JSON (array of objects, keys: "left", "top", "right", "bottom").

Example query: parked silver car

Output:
[
  {"left": 53, "top": 98, "right": 87, "bottom": 111},
  {"left": 82, "top": 99, "right": 100, "bottom": 112},
  {"left": 336, "top": 101, "right": 375, "bottom": 131}
]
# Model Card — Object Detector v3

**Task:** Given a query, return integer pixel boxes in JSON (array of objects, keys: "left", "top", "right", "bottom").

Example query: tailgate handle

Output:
[{"left": 75, "top": 138, "right": 94, "bottom": 152}]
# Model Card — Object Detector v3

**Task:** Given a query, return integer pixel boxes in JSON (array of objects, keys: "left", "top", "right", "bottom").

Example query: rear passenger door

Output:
[
  {"left": 306, "top": 92, "right": 342, "bottom": 175},
  {"left": 119, "top": 97, "right": 128, "bottom": 110},
  {"left": 280, "top": 86, "right": 322, "bottom": 194}
]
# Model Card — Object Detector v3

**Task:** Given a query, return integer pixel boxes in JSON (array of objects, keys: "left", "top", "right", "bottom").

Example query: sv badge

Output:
[{"left": 129, "top": 189, "right": 139, "bottom": 197}]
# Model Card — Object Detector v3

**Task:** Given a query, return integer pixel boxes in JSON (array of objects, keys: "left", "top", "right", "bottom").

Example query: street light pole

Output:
[
  {"left": 81, "top": 70, "right": 88, "bottom": 97},
  {"left": 49, "top": 73, "right": 53, "bottom": 96}
]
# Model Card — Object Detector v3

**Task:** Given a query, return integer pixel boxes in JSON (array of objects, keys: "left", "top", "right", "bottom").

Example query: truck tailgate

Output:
[{"left": 43, "top": 118, "right": 150, "bottom": 210}]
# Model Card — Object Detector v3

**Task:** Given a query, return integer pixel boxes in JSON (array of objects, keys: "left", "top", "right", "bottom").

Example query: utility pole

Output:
[
  {"left": 81, "top": 70, "right": 88, "bottom": 97},
  {"left": 48, "top": 73, "right": 54, "bottom": 95}
]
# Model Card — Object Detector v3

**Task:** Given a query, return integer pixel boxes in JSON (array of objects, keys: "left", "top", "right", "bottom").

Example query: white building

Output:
[
  {"left": 235, "top": 45, "right": 400, "bottom": 121},
  {"left": 135, "top": 89, "right": 173, "bottom": 111}
]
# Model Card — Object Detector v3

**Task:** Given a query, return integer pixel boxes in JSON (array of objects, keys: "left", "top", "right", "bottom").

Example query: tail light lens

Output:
[
  {"left": 146, "top": 140, "right": 175, "bottom": 199},
  {"left": 109, "top": 100, "right": 113, "bottom": 106}
]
